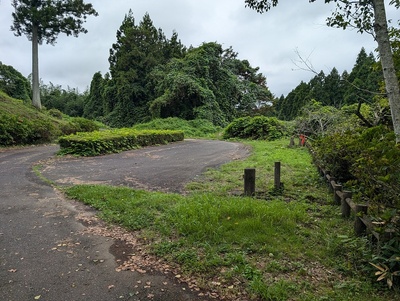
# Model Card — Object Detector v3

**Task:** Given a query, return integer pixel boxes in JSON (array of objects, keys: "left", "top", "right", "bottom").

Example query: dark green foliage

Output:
[
  {"left": 83, "top": 72, "right": 104, "bottom": 119},
  {"left": 41, "top": 83, "right": 86, "bottom": 117},
  {"left": 275, "top": 48, "right": 383, "bottom": 121},
  {"left": 313, "top": 126, "right": 400, "bottom": 208},
  {"left": 58, "top": 129, "right": 184, "bottom": 156},
  {"left": 149, "top": 42, "right": 272, "bottom": 126},
  {"left": 275, "top": 81, "right": 311, "bottom": 121},
  {"left": 99, "top": 12, "right": 186, "bottom": 127},
  {"left": 0, "top": 61, "right": 31, "bottom": 102},
  {"left": 87, "top": 13, "right": 271, "bottom": 127},
  {"left": 342, "top": 48, "right": 382, "bottom": 106},
  {"left": 223, "top": 116, "right": 288, "bottom": 140}
]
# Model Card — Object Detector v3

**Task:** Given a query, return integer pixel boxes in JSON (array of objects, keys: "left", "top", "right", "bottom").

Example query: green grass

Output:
[{"left": 63, "top": 139, "right": 399, "bottom": 300}]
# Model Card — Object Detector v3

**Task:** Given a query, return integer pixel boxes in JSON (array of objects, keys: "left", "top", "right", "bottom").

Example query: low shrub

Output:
[
  {"left": 47, "top": 108, "right": 63, "bottom": 119},
  {"left": 58, "top": 128, "right": 184, "bottom": 156},
  {"left": 313, "top": 125, "right": 400, "bottom": 208},
  {"left": 223, "top": 116, "right": 288, "bottom": 140},
  {"left": 0, "top": 113, "right": 31, "bottom": 145},
  {"left": 0, "top": 113, "right": 60, "bottom": 145}
]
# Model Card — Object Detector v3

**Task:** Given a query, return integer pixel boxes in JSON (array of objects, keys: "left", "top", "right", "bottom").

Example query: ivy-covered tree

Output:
[
  {"left": 244, "top": 0, "right": 400, "bottom": 143},
  {"left": 83, "top": 72, "right": 104, "bottom": 119},
  {"left": 148, "top": 42, "right": 272, "bottom": 126},
  {"left": 0, "top": 61, "right": 31, "bottom": 102},
  {"left": 10, "top": 0, "right": 98, "bottom": 109}
]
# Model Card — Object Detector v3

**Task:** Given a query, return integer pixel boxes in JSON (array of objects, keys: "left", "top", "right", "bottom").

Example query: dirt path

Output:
[{"left": 0, "top": 140, "right": 249, "bottom": 301}]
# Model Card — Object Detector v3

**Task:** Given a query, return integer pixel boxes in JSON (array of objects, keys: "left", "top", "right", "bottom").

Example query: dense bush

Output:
[
  {"left": 58, "top": 129, "right": 184, "bottom": 156},
  {"left": 0, "top": 113, "right": 60, "bottom": 145},
  {"left": 133, "top": 117, "right": 221, "bottom": 138},
  {"left": 313, "top": 126, "right": 400, "bottom": 208},
  {"left": 223, "top": 116, "right": 289, "bottom": 140}
]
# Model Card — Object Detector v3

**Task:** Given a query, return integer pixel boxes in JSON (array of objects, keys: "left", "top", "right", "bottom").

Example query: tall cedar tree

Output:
[
  {"left": 245, "top": 0, "right": 400, "bottom": 143},
  {"left": 105, "top": 11, "right": 186, "bottom": 126},
  {"left": 11, "top": 0, "right": 98, "bottom": 109}
]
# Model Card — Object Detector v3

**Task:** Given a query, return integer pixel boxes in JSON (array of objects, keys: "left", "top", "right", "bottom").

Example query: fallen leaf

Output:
[
  {"left": 108, "top": 285, "right": 115, "bottom": 290},
  {"left": 34, "top": 296, "right": 41, "bottom": 300},
  {"left": 8, "top": 269, "right": 17, "bottom": 273}
]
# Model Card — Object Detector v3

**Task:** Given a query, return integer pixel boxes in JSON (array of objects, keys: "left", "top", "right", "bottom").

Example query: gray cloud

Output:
[{"left": 0, "top": 0, "right": 389, "bottom": 96}]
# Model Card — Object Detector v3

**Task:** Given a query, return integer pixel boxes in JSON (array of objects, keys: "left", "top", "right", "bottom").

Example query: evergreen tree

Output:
[
  {"left": 11, "top": 0, "right": 98, "bottom": 109},
  {"left": 105, "top": 11, "right": 186, "bottom": 126},
  {"left": 343, "top": 48, "right": 383, "bottom": 105},
  {"left": 307, "top": 71, "right": 327, "bottom": 105},
  {"left": 278, "top": 81, "right": 311, "bottom": 120},
  {"left": 324, "top": 67, "right": 344, "bottom": 108}
]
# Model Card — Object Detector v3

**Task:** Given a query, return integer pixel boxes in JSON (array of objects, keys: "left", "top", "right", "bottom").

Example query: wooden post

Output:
[
  {"left": 328, "top": 176, "right": 336, "bottom": 192},
  {"left": 244, "top": 168, "right": 256, "bottom": 196},
  {"left": 333, "top": 184, "right": 342, "bottom": 206},
  {"left": 274, "top": 162, "right": 281, "bottom": 190},
  {"left": 289, "top": 136, "right": 295, "bottom": 147},
  {"left": 354, "top": 204, "right": 368, "bottom": 236},
  {"left": 341, "top": 191, "right": 352, "bottom": 218}
]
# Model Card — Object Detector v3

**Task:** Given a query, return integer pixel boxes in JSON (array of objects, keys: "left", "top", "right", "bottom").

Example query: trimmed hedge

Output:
[{"left": 58, "top": 128, "right": 184, "bottom": 156}]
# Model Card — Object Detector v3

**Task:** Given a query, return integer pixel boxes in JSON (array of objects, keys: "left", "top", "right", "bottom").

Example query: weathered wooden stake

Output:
[
  {"left": 274, "top": 162, "right": 281, "bottom": 190},
  {"left": 354, "top": 204, "right": 368, "bottom": 236},
  {"left": 328, "top": 176, "right": 336, "bottom": 192},
  {"left": 289, "top": 136, "right": 295, "bottom": 147},
  {"left": 341, "top": 191, "right": 352, "bottom": 218},
  {"left": 333, "top": 184, "right": 342, "bottom": 206},
  {"left": 244, "top": 168, "right": 256, "bottom": 196}
]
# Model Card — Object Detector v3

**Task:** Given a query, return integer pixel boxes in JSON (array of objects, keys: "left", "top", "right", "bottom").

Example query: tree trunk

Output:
[
  {"left": 373, "top": 0, "right": 400, "bottom": 144},
  {"left": 32, "top": 24, "right": 41, "bottom": 109}
]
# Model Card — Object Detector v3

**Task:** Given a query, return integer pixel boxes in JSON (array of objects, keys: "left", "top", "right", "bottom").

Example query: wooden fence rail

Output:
[{"left": 317, "top": 165, "right": 379, "bottom": 239}]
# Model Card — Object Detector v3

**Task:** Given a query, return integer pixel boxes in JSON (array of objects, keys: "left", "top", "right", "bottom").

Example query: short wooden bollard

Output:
[
  {"left": 354, "top": 204, "right": 368, "bottom": 236},
  {"left": 274, "top": 162, "right": 281, "bottom": 190},
  {"left": 333, "top": 184, "right": 342, "bottom": 206},
  {"left": 244, "top": 168, "right": 256, "bottom": 196},
  {"left": 341, "top": 191, "right": 352, "bottom": 218}
]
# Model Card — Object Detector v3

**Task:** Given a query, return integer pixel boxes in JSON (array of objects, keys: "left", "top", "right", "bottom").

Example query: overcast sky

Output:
[{"left": 0, "top": 0, "right": 397, "bottom": 97}]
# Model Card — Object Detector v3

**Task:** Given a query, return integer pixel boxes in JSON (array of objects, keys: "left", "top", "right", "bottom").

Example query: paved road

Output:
[
  {"left": 0, "top": 140, "right": 248, "bottom": 301},
  {"left": 40, "top": 139, "right": 248, "bottom": 192}
]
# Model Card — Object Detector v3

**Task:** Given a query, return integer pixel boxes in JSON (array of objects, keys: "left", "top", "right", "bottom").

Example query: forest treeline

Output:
[{"left": 0, "top": 12, "right": 390, "bottom": 129}]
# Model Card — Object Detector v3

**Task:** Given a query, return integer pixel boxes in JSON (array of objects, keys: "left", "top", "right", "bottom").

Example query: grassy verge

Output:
[{"left": 64, "top": 139, "right": 398, "bottom": 300}]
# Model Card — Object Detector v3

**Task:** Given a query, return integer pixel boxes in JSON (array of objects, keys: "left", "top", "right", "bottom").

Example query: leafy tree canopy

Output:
[{"left": 0, "top": 61, "right": 31, "bottom": 102}]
